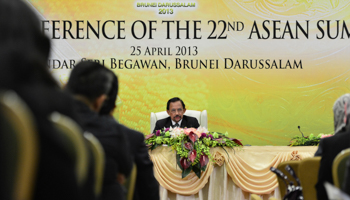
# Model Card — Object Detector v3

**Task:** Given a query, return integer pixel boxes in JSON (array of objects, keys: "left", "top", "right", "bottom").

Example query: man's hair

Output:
[
  {"left": 0, "top": 0, "right": 57, "bottom": 89},
  {"left": 65, "top": 61, "right": 113, "bottom": 102},
  {"left": 99, "top": 72, "right": 118, "bottom": 115},
  {"left": 167, "top": 97, "right": 186, "bottom": 110}
]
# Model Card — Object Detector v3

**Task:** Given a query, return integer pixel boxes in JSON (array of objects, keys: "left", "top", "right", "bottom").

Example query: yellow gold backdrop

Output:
[{"left": 29, "top": 0, "right": 350, "bottom": 145}]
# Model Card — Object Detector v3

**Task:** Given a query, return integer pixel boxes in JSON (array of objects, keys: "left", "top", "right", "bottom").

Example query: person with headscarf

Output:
[
  {"left": 315, "top": 94, "right": 350, "bottom": 156},
  {"left": 315, "top": 94, "right": 350, "bottom": 200}
]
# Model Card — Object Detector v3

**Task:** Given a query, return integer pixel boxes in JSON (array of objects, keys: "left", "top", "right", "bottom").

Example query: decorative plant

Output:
[
  {"left": 145, "top": 127, "right": 242, "bottom": 178},
  {"left": 289, "top": 133, "right": 333, "bottom": 146}
]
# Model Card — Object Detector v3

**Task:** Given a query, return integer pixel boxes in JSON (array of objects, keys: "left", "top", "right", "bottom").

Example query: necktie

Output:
[{"left": 175, "top": 123, "right": 179, "bottom": 127}]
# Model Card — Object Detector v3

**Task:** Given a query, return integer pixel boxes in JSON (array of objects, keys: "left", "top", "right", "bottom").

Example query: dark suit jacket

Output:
[
  {"left": 315, "top": 130, "right": 350, "bottom": 200},
  {"left": 116, "top": 122, "right": 160, "bottom": 200},
  {"left": 74, "top": 100, "right": 133, "bottom": 200},
  {"left": 153, "top": 115, "right": 200, "bottom": 133},
  {"left": 8, "top": 84, "right": 81, "bottom": 200}
]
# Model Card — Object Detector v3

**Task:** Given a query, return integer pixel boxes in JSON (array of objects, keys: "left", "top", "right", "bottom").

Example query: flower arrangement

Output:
[
  {"left": 289, "top": 133, "right": 333, "bottom": 146},
  {"left": 145, "top": 127, "right": 243, "bottom": 178}
]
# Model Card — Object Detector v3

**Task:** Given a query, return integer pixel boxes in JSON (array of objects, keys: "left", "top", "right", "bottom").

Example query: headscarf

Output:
[{"left": 333, "top": 94, "right": 350, "bottom": 134}]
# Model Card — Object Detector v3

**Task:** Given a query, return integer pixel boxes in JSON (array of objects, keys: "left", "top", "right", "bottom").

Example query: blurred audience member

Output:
[
  {"left": 65, "top": 61, "right": 133, "bottom": 200},
  {"left": 0, "top": 0, "right": 83, "bottom": 199},
  {"left": 315, "top": 94, "right": 350, "bottom": 156},
  {"left": 99, "top": 73, "right": 160, "bottom": 200},
  {"left": 315, "top": 94, "right": 350, "bottom": 200}
]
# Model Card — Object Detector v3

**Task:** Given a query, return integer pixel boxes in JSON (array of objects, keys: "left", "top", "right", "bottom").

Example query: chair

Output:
[
  {"left": 84, "top": 132, "right": 105, "bottom": 198},
  {"left": 250, "top": 194, "right": 262, "bottom": 200},
  {"left": 0, "top": 91, "right": 38, "bottom": 200},
  {"left": 124, "top": 164, "right": 137, "bottom": 200},
  {"left": 276, "top": 160, "right": 301, "bottom": 198},
  {"left": 298, "top": 157, "right": 321, "bottom": 200},
  {"left": 150, "top": 110, "right": 208, "bottom": 133},
  {"left": 250, "top": 195, "right": 278, "bottom": 200},
  {"left": 49, "top": 112, "right": 89, "bottom": 187},
  {"left": 332, "top": 148, "right": 350, "bottom": 188}
]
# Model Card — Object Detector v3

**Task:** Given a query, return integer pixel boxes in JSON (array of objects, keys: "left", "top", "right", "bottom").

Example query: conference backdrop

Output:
[{"left": 28, "top": 0, "right": 350, "bottom": 145}]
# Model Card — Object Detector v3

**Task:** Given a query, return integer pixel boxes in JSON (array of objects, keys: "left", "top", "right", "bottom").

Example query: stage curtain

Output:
[{"left": 149, "top": 146, "right": 317, "bottom": 200}]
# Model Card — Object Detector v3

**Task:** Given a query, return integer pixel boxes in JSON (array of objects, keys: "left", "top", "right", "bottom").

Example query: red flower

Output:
[
  {"left": 156, "top": 130, "right": 161, "bottom": 136},
  {"left": 230, "top": 138, "right": 243, "bottom": 146},
  {"left": 145, "top": 134, "right": 155, "bottom": 140},
  {"left": 200, "top": 154, "right": 209, "bottom": 167},
  {"left": 188, "top": 149, "right": 197, "bottom": 163},
  {"left": 184, "top": 142, "right": 193, "bottom": 150},
  {"left": 180, "top": 157, "right": 190, "bottom": 170},
  {"left": 188, "top": 132, "right": 198, "bottom": 143}
]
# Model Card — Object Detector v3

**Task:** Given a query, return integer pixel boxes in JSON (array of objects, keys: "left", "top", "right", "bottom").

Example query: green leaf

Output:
[
  {"left": 221, "top": 146, "right": 230, "bottom": 162},
  {"left": 201, "top": 164, "right": 207, "bottom": 172},
  {"left": 192, "top": 163, "right": 202, "bottom": 178},
  {"left": 151, "top": 143, "right": 159, "bottom": 150},
  {"left": 182, "top": 165, "right": 192, "bottom": 178}
]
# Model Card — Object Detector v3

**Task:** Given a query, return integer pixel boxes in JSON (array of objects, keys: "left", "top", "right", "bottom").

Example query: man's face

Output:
[{"left": 167, "top": 101, "right": 186, "bottom": 123}]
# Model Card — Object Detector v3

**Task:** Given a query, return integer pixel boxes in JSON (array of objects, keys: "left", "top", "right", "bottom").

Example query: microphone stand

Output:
[{"left": 298, "top": 126, "right": 305, "bottom": 138}]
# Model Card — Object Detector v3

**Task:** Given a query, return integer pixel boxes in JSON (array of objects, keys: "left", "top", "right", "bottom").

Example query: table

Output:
[{"left": 149, "top": 146, "right": 317, "bottom": 200}]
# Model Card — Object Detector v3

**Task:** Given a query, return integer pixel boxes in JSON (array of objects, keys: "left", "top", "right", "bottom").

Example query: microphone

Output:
[{"left": 298, "top": 126, "right": 305, "bottom": 138}]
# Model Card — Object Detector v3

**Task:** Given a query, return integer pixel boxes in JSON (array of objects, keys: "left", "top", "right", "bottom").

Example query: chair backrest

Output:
[
  {"left": 84, "top": 132, "right": 105, "bottom": 198},
  {"left": 332, "top": 148, "right": 350, "bottom": 188},
  {"left": 150, "top": 110, "right": 208, "bottom": 133},
  {"left": 124, "top": 164, "right": 137, "bottom": 200},
  {"left": 276, "top": 160, "right": 301, "bottom": 198},
  {"left": 298, "top": 157, "right": 321, "bottom": 200},
  {"left": 49, "top": 112, "right": 89, "bottom": 187},
  {"left": 250, "top": 194, "right": 262, "bottom": 200},
  {"left": 0, "top": 91, "right": 38, "bottom": 200}
]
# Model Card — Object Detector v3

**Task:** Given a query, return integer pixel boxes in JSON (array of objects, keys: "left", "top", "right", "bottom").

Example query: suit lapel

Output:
[
  {"left": 180, "top": 116, "right": 187, "bottom": 128},
  {"left": 165, "top": 117, "right": 173, "bottom": 129}
]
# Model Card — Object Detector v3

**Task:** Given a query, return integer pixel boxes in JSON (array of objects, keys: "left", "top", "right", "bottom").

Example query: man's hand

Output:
[{"left": 117, "top": 173, "right": 126, "bottom": 185}]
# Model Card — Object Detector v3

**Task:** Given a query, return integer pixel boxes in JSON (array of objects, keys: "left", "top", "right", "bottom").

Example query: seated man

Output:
[
  {"left": 99, "top": 73, "right": 159, "bottom": 200},
  {"left": 153, "top": 97, "right": 199, "bottom": 133},
  {"left": 65, "top": 61, "right": 132, "bottom": 200}
]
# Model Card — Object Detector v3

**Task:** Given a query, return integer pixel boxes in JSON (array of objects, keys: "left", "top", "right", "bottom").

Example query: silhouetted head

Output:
[
  {"left": 99, "top": 72, "right": 119, "bottom": 115},
  {"left": 0, "top": 0, "right": 56, "bottom": 89},
  {"left": 65, "top": 61, "right": 113, "bottom": 112}
]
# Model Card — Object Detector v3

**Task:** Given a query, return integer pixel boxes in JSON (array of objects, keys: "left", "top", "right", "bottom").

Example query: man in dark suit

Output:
[
  {"left": 315, "top": 128, "right": 350, "bottom": 200},
  {"left": 0, "top": 0, "right": 85, "bottom": 198},
  {"left": 153, "top": 97, "right": 200, "bottom": 133},
  {"left": 99, "top": 73, "right": 159, "bottom": 200},
  {"left": 66, "top": 61, "right": 133, "bottom": 200}
]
